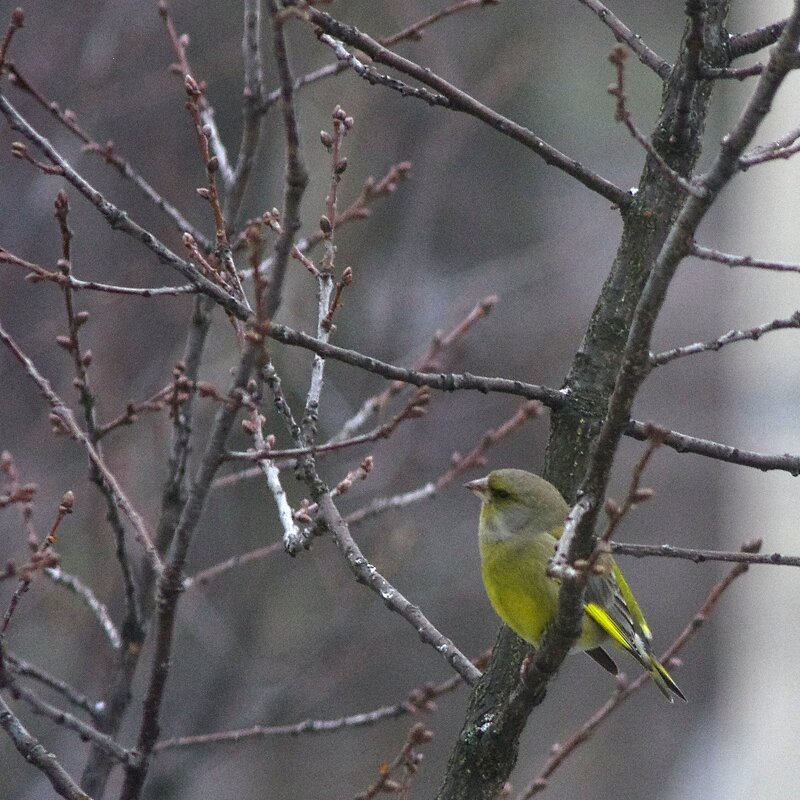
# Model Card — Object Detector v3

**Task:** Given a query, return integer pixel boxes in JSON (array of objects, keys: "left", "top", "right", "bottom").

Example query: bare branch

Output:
[
  {"left": 0, "top": 322, "right": 163, "bottom": 575},
  {"left": 692, "top": 242, "right": 800, "bottom": 273},
  {"left": 612, "top": 540, "right": 800, "bottom": 567},
  {"left": 651, "top": 311, "right": 800, "bottom": 365},
  {"left": 154, "top": 650, "right": 492, "bottom": 753},
  {"left": 6, "top": 63, "right": 210, "bottom": 249},
  {"left": 281, "top": 2, "right": 631, "bottom": 208},
  {"left": 0, "top": 694, "right": 91, "bottom": 800},
  {"left": 576, "top": 0, "right": 671, "bottom": 78},
  {"left": 0, "top": 94, "right": 250, "bottom": 320},
  {"left": 45, "top": 567, "right": 122, "bottom": 650},
  {"left": 9, "top": 681, "right": 133, "bottom": 765},
  {"left": 5, "top": 652, "right": 98, "bottom": 718},
  {"left": 626, "top": 419, "right": 800, "bottom": 475},
  {"left": 729, "top": 18, "right": 787, "bottom": 58},
  {"left": 316, "top": 493, "right": 481, "bottom": 685}
]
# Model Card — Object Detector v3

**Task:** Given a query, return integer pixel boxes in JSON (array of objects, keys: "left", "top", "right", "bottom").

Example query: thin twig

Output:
[
  {"left": 608, "top": 47, "right": 702, "bottom": 196},
  {"left": 6, "top": 63, "right": 210, "bottom": 249},
  {"left": 158, "top": 0, "right": 233, "bottom": 186},
  {"left": 651, "top": 311, "right": 800, "bottom": 365},
  {"left": 0, "top": 8, "right": 24, "bottom": 74},
  {"left": 282, "top": 2, "right": 631, "bottom": 208},
  {"left": 317, "top": 493, "right": 481, "bottom": 685},
  {"left": 692, "top": 242, "right": 800, "bottom": 274},
  {"left": 0, "top": 322, "right": 163, "bottom": 575},
  {"left": 183, "top": 542, "right": 283, "bottom": 589},
  {"left": 0, "top": 694, "right": 91, "bottom": 800},
  {"left": 5, "top": 652, "right": 98, "bottom": 718},
  {"left": 45, "top": 567, "right": 122, "bottom": 650},
  {"left": 611, "top": 540, "right": 800, "bottom": 567},
  {"left": 576, "top": 0, "right": 671, "bottom": 78},
  {"left": 9, "top": 681, "right": 133, "bottom": 765},
  {"left": 740, "top": 123, "right": 800, "bottom": 166},
  {"left": 355, "top": 722, "right": 432, "bottom": 800},
  {"left": 224, "top": 0, "right": 265, "bottom": 231},
  {"left": 0, "top": 248, "right": 198, "bottom": 296},
  {"left": 154, "top": 650, "right": 490, "bottom": 752}
]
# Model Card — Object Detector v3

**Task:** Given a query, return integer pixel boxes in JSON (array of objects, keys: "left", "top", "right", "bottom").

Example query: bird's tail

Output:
[{"left": 647, "top": 654, "right": 686, "bottom": 703}]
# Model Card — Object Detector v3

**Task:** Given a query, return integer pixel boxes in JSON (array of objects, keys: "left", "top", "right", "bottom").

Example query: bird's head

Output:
[{"left": 465, "top": 469, "right": 569, "bottom": 541}]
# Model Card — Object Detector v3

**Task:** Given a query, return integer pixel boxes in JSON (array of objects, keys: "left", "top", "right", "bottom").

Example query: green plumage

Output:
[{"left": 470, "top": 468, "right": 685, "bottom": 702}]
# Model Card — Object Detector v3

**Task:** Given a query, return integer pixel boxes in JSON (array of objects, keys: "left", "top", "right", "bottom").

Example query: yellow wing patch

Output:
[{"left": 584, "top": 602, "right": 634, "bottom": 654}]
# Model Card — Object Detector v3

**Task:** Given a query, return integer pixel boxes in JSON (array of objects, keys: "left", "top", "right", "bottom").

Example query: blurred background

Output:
[{"left": 1, "top": 1, "right": 799, "bottom": 798}]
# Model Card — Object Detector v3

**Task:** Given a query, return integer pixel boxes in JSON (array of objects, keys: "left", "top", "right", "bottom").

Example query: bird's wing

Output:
[{"left": 584, "top": 569, "right": 648, "bottom": 664}]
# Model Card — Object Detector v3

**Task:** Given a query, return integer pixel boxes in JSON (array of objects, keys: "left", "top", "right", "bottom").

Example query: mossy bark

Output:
[{"left": 436, "top": 5, "right": 731, "bottom": 799}]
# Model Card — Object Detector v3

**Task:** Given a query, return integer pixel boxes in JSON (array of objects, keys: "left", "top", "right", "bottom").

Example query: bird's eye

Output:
[{"left": 494, "top": 488, "right": 511, "bottom": 500}]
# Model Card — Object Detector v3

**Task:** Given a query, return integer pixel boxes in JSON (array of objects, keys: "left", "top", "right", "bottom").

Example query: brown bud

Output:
[
  {"left": 408, "top": 722, "right": 433, "bottom": 744},
  {"left": 81, "top": 350, "right": 93, "bottom": 366},
  {"left": 319, "top": 215, "right": 332, "bottom": 235},
  {"left": 341, "top": 266, "right": 353, "bottom": 286},
  {"left": 196, "top": 187, "right": 210, "bottom": 199},
  {"left": 184, "top": 75, "right": 200, "bottom": 97},
  {"left": 12, "top": 8, "right": 25, "bottom": 27},
  {"left": 631, "top": 487, "right": 655, "bottom": 503},
  {"left": 334, "top": 157, "right": 348, "bottom": 174},
  {"left": 18, "top": 483, "right": 38, "bottom": 502},
  {"left": 75, "top": 311, "right": 90, "bottom": 326},
  {"left": 207, "top": 156, "right": 218, "bottom": 173},
  {"left": 60, "top": 490, "right": 75, "bottom": 512},
  {"left": 55, "top": 335, "right": 74, "bottom": 350},
  {"left": 604, "top": 498, "right": 620, "bottom": 518},
  {"left": 320, "top": 130, "right": 333, "bottom": 149}
]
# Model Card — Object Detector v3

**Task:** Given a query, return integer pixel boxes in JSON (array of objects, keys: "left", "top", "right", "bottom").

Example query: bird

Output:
[{"left": 466, "top": 468, "right": 685, "bottom": 702}]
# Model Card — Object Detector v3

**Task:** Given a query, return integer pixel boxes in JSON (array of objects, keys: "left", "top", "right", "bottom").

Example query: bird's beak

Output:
[{"left": 464, "top": 477, "right": 490, "bottom": 500}]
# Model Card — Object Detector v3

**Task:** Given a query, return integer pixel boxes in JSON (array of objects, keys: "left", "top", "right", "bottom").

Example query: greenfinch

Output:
[{"left": 467, "top": 468, "right": 685, "bottom": 702}]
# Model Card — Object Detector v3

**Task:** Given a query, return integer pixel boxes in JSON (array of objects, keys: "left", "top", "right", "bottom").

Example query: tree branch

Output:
[{"left": 282, "top": 2, "right": 630, "bottom": 208}]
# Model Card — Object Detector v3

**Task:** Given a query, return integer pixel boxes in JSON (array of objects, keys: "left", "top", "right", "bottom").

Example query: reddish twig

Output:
[
  {"left": 692, "top": 242, "right": 800, "bottom": 274},
  {"left": 576, "top": 0, "right": 671, "bottom": 78},
  {"left": 2, "top": 491, "right": 73, "bottom": 633},
  {"left": 6, "top": 62, "right": 210, "bottom": 249},
  {"left": 651, "top": 311, "right": 800, "bottom": 366},
  {"left": 355, "top": 723, "right": 433, "bottom": 800},
  {"left": 607, "top": 47, "right": 701, "bottom": 196},
  {"left": 282, "top": 2, "right": 630, "bottom": 207},
  {"left": 153, "top": 650, "right": 490, "bottom": 752},
  {"left": 0, "top": 7, "right": 24, "bottom": 73},
  {"left": 0, "top": 322, "right": 163, "bottom": 575}
]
